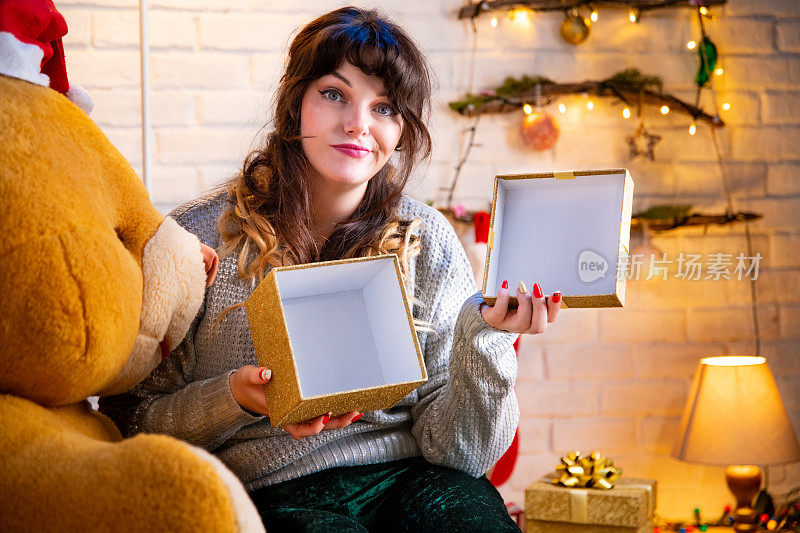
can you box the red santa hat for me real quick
[0,0,93,113]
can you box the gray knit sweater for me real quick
[100,191,519,491]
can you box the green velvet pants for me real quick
[248,456,520,532]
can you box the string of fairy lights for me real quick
[444,1,734,206]
[447,2,736,209]
[448,0,732,183]
[486,4,731,139]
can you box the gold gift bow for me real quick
[553,450,622,490]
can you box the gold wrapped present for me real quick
[481,169,635,309]
[525,477,656,533]
[245,254,426,426]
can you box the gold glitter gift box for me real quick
[482,169,635,308]
[245,254,427,426]
[525,477,657,533]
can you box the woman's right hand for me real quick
[230,365,361,440]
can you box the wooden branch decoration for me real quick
[458,0,727,19]
[437,206,762,232]
[450,80,724,126]
[631,211,762,231]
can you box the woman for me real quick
[101,7,560,531]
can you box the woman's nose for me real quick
[344,105,369,137]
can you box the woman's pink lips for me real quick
[332,144,371,158]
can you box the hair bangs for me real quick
[306,14,423,113]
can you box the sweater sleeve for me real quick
[409,211,519,477]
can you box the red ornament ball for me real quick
[520,111,560,151]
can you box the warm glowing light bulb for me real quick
[510,8,530,26]
[558,103,567,114]
[622,107,631,119]
[490,16,498,27]
[590,10,598,22]
[687,40,696,50]
[629,10,637,23]
[586,100,594,110]
[715,67,723,76]
[699,6,708,15]
[689,123,696,135]
[722,102,731,110]
[523,104,533,115]
[660,105,669,114]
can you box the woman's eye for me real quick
[319,89,343,102]
[374,103,396,116]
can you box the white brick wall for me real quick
[58,0,800,521]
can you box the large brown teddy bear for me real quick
[0,1,264,531]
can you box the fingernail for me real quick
[260,368,271,381]
[322,413,331,424]
[502,280,509,290]
[552,291,562,304]
[533,283,543,299]
[518,281,528,294]
[352,413,363,422]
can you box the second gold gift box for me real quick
[482,168,635,309]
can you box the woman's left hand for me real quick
[480,281,561,334]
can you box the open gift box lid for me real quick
[482,169,635,309]
[245,254,427,426]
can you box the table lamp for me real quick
[672,356,800,532]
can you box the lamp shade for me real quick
[672,356,800,466]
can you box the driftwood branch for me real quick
[458,0,727,19]
[631,211,761,231]
[452,81,724,126]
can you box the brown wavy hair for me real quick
[218,7,433,285]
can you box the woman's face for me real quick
[300,62,403,192]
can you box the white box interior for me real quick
[486,171,628,297]
[276,257,422,398]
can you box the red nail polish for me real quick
[260,368,270,381]
[502,280,509,290]
[322,413,331,424]
[352,413,363,422]
[533,283,543,299]
[552,292,561,304]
